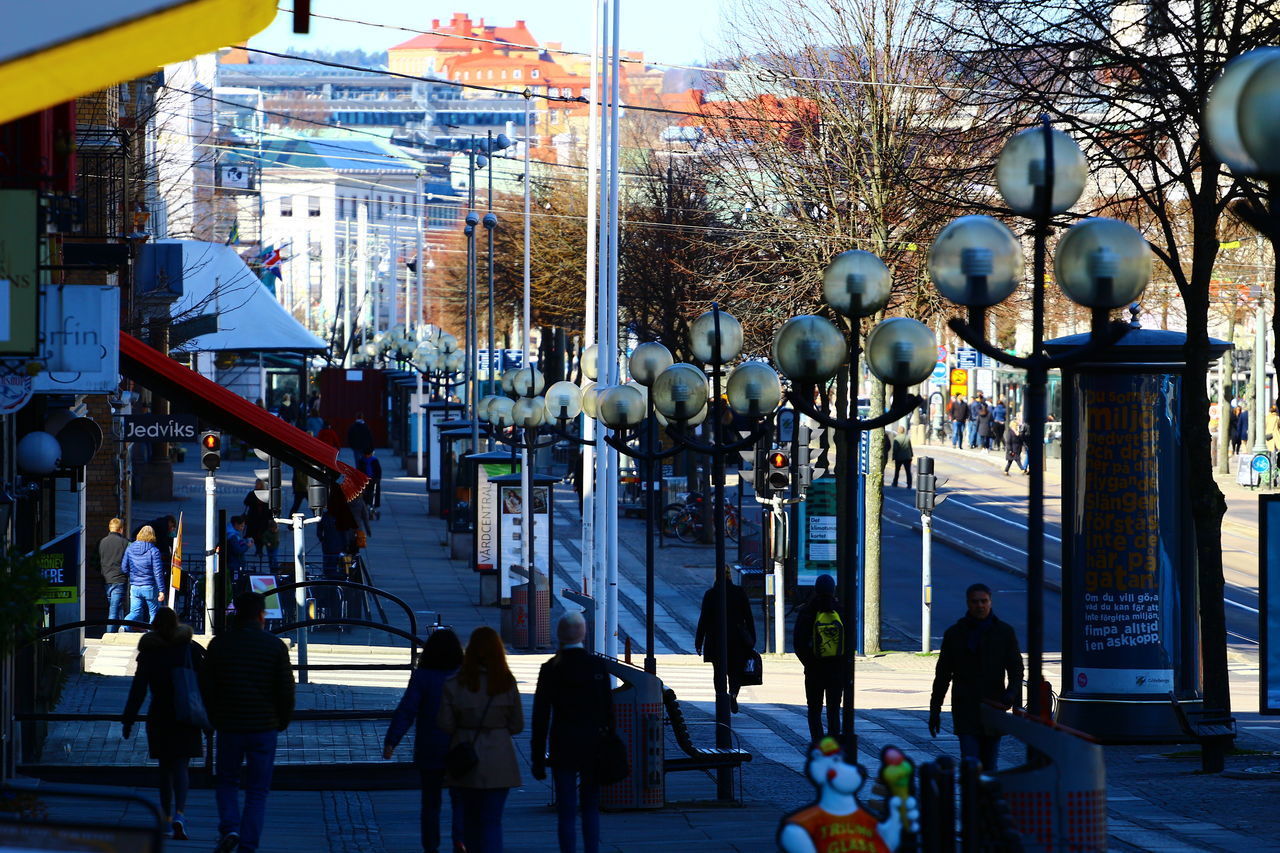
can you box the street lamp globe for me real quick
[684,404,709,427]
[513,396,546,428]
[363,342,378,358]
[996,126,1088,215]
[651,363,710,422]
[476,395,499,423]
[581,344,600,381]
[689,309,743,365]
[500,369,518,395]
[1053,218,1151,309]
[494,133,513,150]
[864,317,938,386]
[726,362,783,417]
[512,367,545,397]
[1207,48,1280,175]
[772,315,847,383]
[629,342,674,386]
[598,384,647,429]
[822,250,892,318]
[1235,54,1280,176]
[444,350,465,372]
[488,396,515,428]
[439,332,458,354]
[928,215,1024,307]
[580,381,600,418]
[543,381,583,421]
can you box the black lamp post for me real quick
[928,119,1150,718]
[772,251,938,750]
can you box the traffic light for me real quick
[253,450,283,516]
[915,456,937,513]
[766,449,791,491]
[200,431,221,471]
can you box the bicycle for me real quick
[666,493,740,543]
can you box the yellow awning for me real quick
[0,0,277,126]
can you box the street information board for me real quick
[1262,494,1280,714]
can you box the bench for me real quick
[662,688,753,776]
[1169,692,1236,773]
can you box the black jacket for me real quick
[123,626,206,759]
[531,648,613,773]
[930,613,1023,736]
[347,419,375,454]
[201,622,295,733]
[793,594,842,669]
[97,532,128,584]
[695,581,756,665]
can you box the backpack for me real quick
[813,610,844,659]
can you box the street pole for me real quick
[204,469,216,635]
[521,95,535,650]
[605,0,623,662]
[487,129,497,402]
[773,500,785,655]
[356,201,368,355]
[580,0,602,646]
[416,370,424,478]
[1253,287,1268,453]
[921,511,933,654]
[593,0,614,656]
[414,171,425,334]
[292,512,308,684]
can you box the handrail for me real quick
[23,619,153,647]
[269,578,418,638]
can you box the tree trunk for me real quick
[864,378,887,654]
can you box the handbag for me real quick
[172,645,211,730]
[445,692,495,778]
[740,649,764,686]
[595,729,630,785]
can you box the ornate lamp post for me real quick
[596,342,678,675]
[929,121,1149,718]
[648,306,780,801]
[772,250,937,750]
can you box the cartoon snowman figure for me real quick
[778,738,919,853]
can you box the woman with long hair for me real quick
[437,626,523,853]
[121,607,205,840]
[122,525,166,626]
[385,629,466,853]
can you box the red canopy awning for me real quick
[119,332,368,502]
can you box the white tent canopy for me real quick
[162,240,326,353]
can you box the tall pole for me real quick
[204,470,216,635]
[521,95,535,647]
[921,510,933,654]
[840,354,861,751]
[604,0,623,661]
[414,171,424,335]
[292,513,308,684]
[644,400,657,674]
[710,306,732,801]
[592,0,613,655]
[580,0,602,638]
[487,130,497,403]
[356,201,368,356]
[467,138,480,456]
[1253,286,1267,453]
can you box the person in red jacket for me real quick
[317,421,341,450]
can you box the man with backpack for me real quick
[793,574,845,744]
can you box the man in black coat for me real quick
[346,413,375,467]
[929,583,1023,771]
[695,567,756,713]
[531,612,613,853]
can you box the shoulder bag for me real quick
[740,648,765,686]
[172,644,211,730]
[445,691,495,778]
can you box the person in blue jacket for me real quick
[123,525,167,626]
[384,629,466,853]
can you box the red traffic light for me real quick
[202,433,221,451]
[768,451,789,468]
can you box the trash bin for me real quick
[984,705,1107,851]
[600,657,665,811]
[510,574,550,648]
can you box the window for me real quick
[514,69,522,80]
[280,196,293,217]
[500,70,507,79]
[308,196,321,217]
[531,69,539,78]
[375,195,382,218]
[337,196,345,219]
[549,86,558,97]
[487,69,494,79]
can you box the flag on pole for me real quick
[169,513,183,607]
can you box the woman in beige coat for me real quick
[438,626,523,853]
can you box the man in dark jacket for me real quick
[929,583,1023,771]
[97,518,130,632]
[793,574,845,743]
[890,427,914,487]
[695,567,756,713]
[950,395,969,448]
[202,591,295,853]
[346,413,375,467]
[966,393,987,451]
[531,612,613,853]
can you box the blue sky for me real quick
[252,1,729,66]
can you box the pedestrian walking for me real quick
[259,520,279,571]
[1267,404,1280,454]
[123,525,166,626]
[97,517,130,632]
[1004,421,1029,475]
[121,608,205,840]
[695,566,757,713]
[201,591,295,853]
[792,574,846,744]
[991,398,1007,450]
[225,516,250,580]
[317,421,341,450]
[949,395,968,448]
[531,613,613,853]
[890,427,913,488]
[347,412,375,467]
[967,393,987,450]
[976,397,994,451]
[438,626,524,853]
[928,584,1023,772]
[384,629,466,853]
[358,450,383,518]
[242,483,273,556]
[1230,405,1248,455]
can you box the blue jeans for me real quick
[216,730,278,852]
[958,733,1002,772]
[952,423,964,447]
[105,583,127,632]
[419,767,465,853]
[456,787,508,853]
[553,767,600,853]
[967,421,979,448]
[127,585,158,626]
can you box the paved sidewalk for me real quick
[23,447,1280,851]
